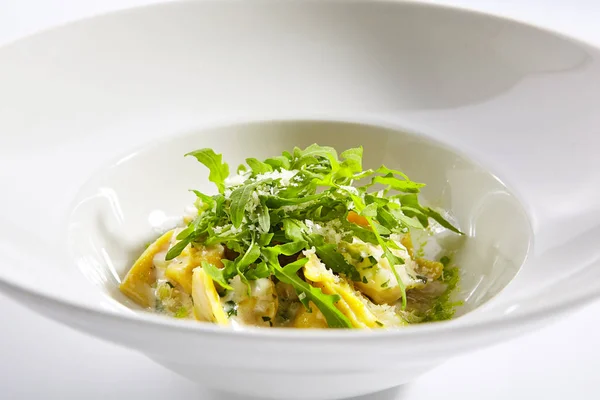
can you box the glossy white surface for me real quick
[1,0,600,400]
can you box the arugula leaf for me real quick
[264,155,291,170]
[257,197,270,233]
[185,149,229,194]
[165,236,192,260]
[333,146,363,182]
[376,206,399,229]
[264,193,323,208]
[201,261,233,290]
[372,175,425,193]
[292,144,339,170]
[387,205,424,229]
[400,194,463,234]
[376,166,412,181]
[258,232,274,247]
[282,219,307,242]
[274,240,308,256]
[341,219,379,245]
[352,169,376,181]
[176,224,196,241]
[371,220,391,235]
[361,203,378,218]
[314,244,360,281]
[190,189,215,212]
[237,263,252,296]
[246,158,273,175]
[245,261,272,280]
[400,206,429,228]
[364,194,389,207]
[221,259,237,281]
[235,241,261,270]
[424,208,463,234]
[340,147,363,173]
[228,183,258,228]
[263,249,352,328]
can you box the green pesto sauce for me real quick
[423,257,462,322]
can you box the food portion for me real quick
[120,144,463,328]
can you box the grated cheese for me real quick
[305,219,348,244]
[255,169,299,186]
[224,173,250,188]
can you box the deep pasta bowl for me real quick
[1,1,600,399]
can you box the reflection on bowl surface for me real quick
[67,120,532,322]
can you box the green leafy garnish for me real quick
[165,236,193,261]
[166,144,462,327]
[185,149,229,194]
[201,261,233,290]
[265,251,352,329]
[229,181,264,228]
[314,244,360,281]
[424,259,462,322]
[246,158,273,174]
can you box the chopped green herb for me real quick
[154,298,164,313]
[225,301,237,318]
[185,148,229,194]
[174,307,188,318]
[424,265,462,322]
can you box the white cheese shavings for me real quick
[184,205,198,219]
[229,225,243,235]
[281,202,312,213]
[304,219,348,244]
[245,191,261,213]
[338,185,359,195]
[224,173,250,188]
[255,169,299,187]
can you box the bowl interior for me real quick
[67,120,532,317]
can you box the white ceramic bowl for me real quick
[1,1,600,399]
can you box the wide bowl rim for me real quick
[2,263,600,341]
[1,0,600,342]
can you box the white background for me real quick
[1,1,600,399]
